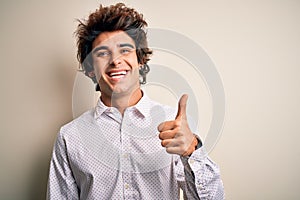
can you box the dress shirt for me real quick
[47,93,224,199]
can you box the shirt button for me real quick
[124,183,130,189]
[189,159,195,165]
[123,153,129,158]
[197,184,204,190]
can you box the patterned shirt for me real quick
[47,93,224,199]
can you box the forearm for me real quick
[180,147,225,200]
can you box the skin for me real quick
[90,30,196,156]
[158,94,196,156]
[91,30,142,114]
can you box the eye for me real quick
[96,51,110,57]
[120,48,133,54]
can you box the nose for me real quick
[110,52,122,67]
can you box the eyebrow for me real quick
[92,43,135,54]
[92,46,109,54]
[118,43,135,49]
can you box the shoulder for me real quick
[59,109,95,138]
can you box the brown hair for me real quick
[75,3,152,85]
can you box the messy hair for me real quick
[75,3,152,87]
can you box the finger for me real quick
[161,138,179,148]
[159,129,178,140]
[165,146,183,155]
[175,94,188,119]
[157,121,176,132]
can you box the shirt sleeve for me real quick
[176,147,225,200]
[46,131,79,200]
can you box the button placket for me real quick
[121,111,134,199]
[120,111,132,169]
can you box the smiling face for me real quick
[91,30,142,101]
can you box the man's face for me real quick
[92,30,141,98]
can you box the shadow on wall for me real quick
[28,151,50,200]
[26,61,76,200]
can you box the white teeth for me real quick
[111,75,124,79]
[110,71,127,77]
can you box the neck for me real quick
[101,88,143,115]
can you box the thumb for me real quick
[175,94,188,119]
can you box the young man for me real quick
[47,3,224,199]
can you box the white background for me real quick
[0,0,299,199]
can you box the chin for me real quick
[112,85,140,96]
[108,85,129,94]
[111,88,126,95]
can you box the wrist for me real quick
[181,135,199,157]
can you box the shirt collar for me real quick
[132,91,151,118]
[94,97,110,118]
[94,90,152,119]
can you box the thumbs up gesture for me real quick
[158,94,198,156]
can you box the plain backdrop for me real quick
[0,0,299,199]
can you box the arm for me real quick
[158,95,224,199]
[179,145,224,200]
[46,131,79,200]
